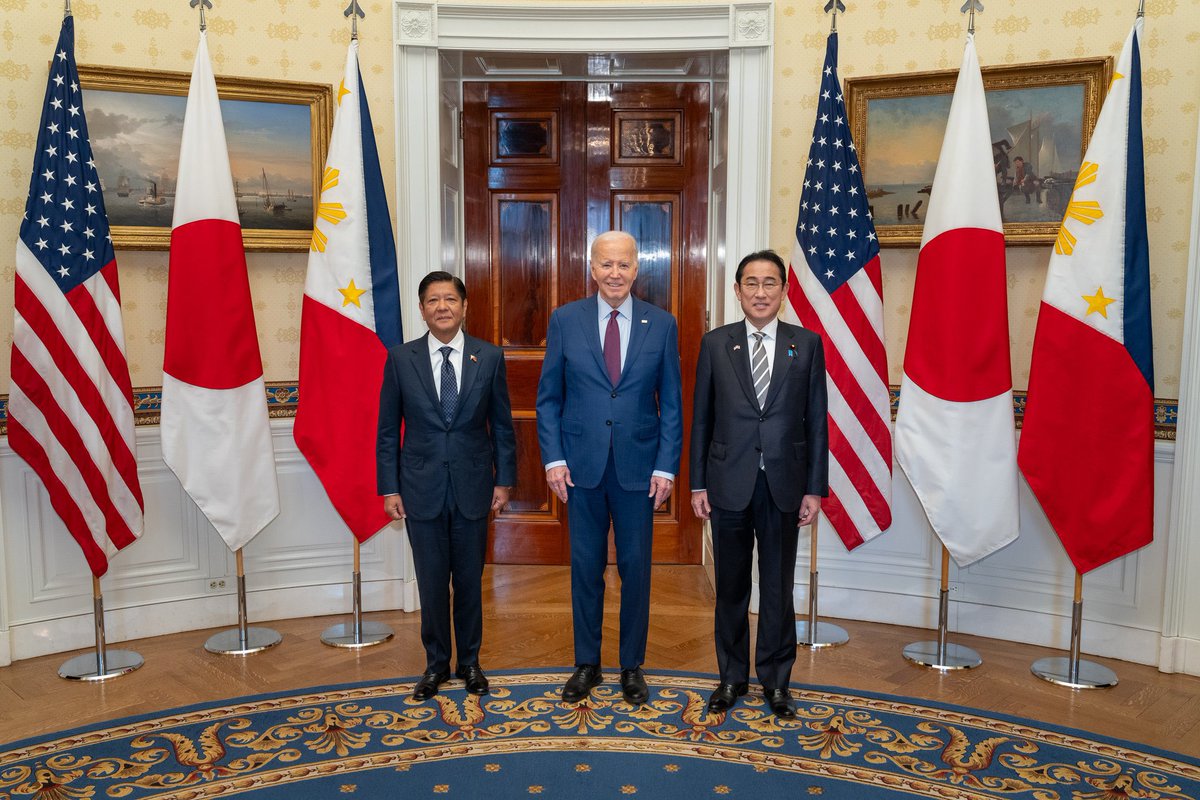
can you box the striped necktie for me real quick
[751,332,770,411]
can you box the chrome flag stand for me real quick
[205,549,283,655]
[796,517,849,648]
[1031,571,1118,688]
[59,577,144,680]
[322,538,394,648]
[902,546,982,670]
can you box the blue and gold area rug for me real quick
[4,670,1198,799]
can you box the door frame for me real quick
[391,0,774,340]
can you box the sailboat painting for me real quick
[844,57,1112,245]
[76,64,332,252]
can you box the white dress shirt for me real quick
[745,317,779,374]
[428,329,465,400]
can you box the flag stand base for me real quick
[59,585,144,680]
[795,520,850,648]
[205,556,283,655]
[322,566,393,649]
[1030,574,1117,689]
[903,548,982,670]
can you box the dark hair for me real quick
[418,271,468,302]
[735,250,787,284]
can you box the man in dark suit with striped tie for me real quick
[377,271,516,701]
[689,250,829,719]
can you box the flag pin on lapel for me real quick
[640,319,648,324]
[470,354,478,362]
[733,345,742,351]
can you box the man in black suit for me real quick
[377,271,516,701]
[689,250,829,720]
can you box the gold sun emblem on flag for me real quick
[1054,161,1104,256]
[310,166,348,253]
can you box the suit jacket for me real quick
[536,294,683,491]
[689,320,829,513]
[376,332,517,521]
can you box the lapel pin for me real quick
[787,344,797,358]
[640,319,648,324]
[733,344,742,351]
[469,354,478,362]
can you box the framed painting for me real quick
[77,65,333,252]
[844,57,1113,246]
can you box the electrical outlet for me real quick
[208,579,227,591]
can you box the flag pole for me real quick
[318,0,394,651]
[1137,0,1145,17]
[960,0,983,35]
[796,516,849,647]
[322,537,395,648]
[902,545,982,669]
[64,0,71,18]
[204,548,283,655]
[822,0,845,33]
[58,576,144,680]
[1031,570,1118,688]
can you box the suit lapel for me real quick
[410,334,440,414]
[452,336,483,424]
[725,325,759,410]
[761,323,797,413]
[620,297,651,385]
[581,295,611,381]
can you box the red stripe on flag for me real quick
[788,275,892,464]
[10,346,137,550]
[1018,303,1154,573]
[821,487,864,550]
[828,414,892,532]
[905,227,1010,401]
[6,417,111,576]
[16,275,142,509]
[78,263,135,406]
[165,218,264,389]
[294,295,393,542]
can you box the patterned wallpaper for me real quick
[771,0,1200,394]
[0,0,396,387]
[0,0,1196,398]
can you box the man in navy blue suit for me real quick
[377,271,516,701]
[536,230,683,706]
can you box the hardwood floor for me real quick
[2,565,1197,756]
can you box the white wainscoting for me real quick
[1,421,1192,674]
[780,438,1177,669]
[0,419,416,666]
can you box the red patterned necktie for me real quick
[604,308,621,386]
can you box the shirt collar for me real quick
[428,328,465,356]
[599,293,634,322]
[745,317,779,341]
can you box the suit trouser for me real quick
[567,449,654,670]
[405,480,488,674]
[710,469,800,690]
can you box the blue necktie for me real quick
[439,345,458,424]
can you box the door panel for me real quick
[464,80,707,565]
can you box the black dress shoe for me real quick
[456,664,489,696]
[412,670,450,701]
[620,667,649,705]
[707,681,749,713]
[561,664,602,703]
[764,688,797,720]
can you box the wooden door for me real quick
[463,81,709,565]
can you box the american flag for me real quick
[7,16,143,577]
[785,31,892,549]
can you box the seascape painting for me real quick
[864,84,1084,228]
[844,57,1111,245]
[84,90,315,231]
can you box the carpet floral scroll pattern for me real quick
[2,672,1197,799]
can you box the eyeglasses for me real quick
[740,279,782,292]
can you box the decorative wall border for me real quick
[0,386,1179,438]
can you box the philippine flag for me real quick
[161,31,280,552]
[294,40,402,542]
[1019,20,1153,574]
[893,34,1019,566]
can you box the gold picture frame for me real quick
[844,57,1113,247]
[77,64,333,253]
